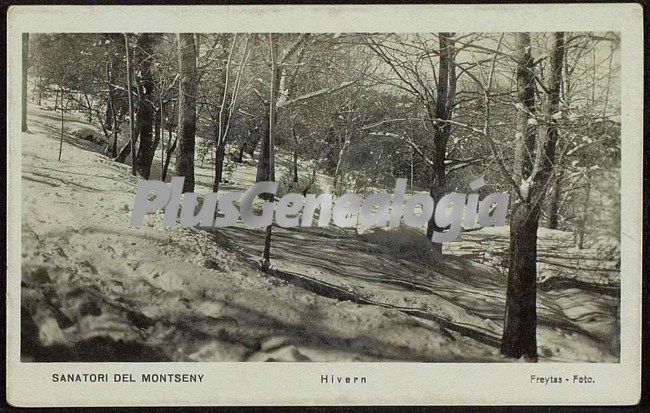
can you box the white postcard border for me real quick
[6,4,643,406]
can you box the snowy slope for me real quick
[19,103,619,362]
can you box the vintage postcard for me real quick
[5,4,643,407]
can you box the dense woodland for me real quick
[22,32,621,361]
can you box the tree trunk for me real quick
[161,111,176,183]
[153,108,161,157]
[255,102,274,184]
[247,133,260,159]
[501,32,539,360]
[539,33,565,186]
[213,139,227,192]
[175,33,198,193]
[134,34,157,179]
[213,90,232,192]
[425,32,455,254]
[104,87,113,132]
[261,34,278,272]
[115,139,132,163]
[22,33,29,132]
[37,80,43,106]
[410,146,414,195]
[293,151,299,183]
[512,37,537,182]
[58,88,64,161]
[105,50,119,157]
[501,32,564,361]
[578,177,591,249]
[123,33,136,175]
[213,35,237,191]
[332,135,348,196]
[236,139,246,163]
[292,128,299,183]
[162,136,178,183]
[115,113,140,163]
[501,203,539,360]
[547,170,562,229]
[159,97,165,179]
[425,142,446,255]
[111,122,118,158]
[110,106,119,158]
[83,92,94,123]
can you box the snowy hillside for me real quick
[20,103,620,362]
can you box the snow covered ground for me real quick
[19,103,620,362]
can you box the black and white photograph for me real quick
[5,4,642,407]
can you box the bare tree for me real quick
[57,86,66,161]
[134,33,158,179]
[365,33,459,252]
[501,32,565,360]
[261,33,279,271]
[123,33,136,175]
[426,33,456,247]
[105,41,119,157]
[212,34,251,193]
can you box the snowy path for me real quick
[19,104,619,362]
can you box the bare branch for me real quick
[276,80,357,109]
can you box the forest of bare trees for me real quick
[21,31,621,363]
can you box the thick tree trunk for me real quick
[22,33,29,132]
[134,34,157,179]
[501,203,539,360]
[502,32,539,360]
[175,33,198,193]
